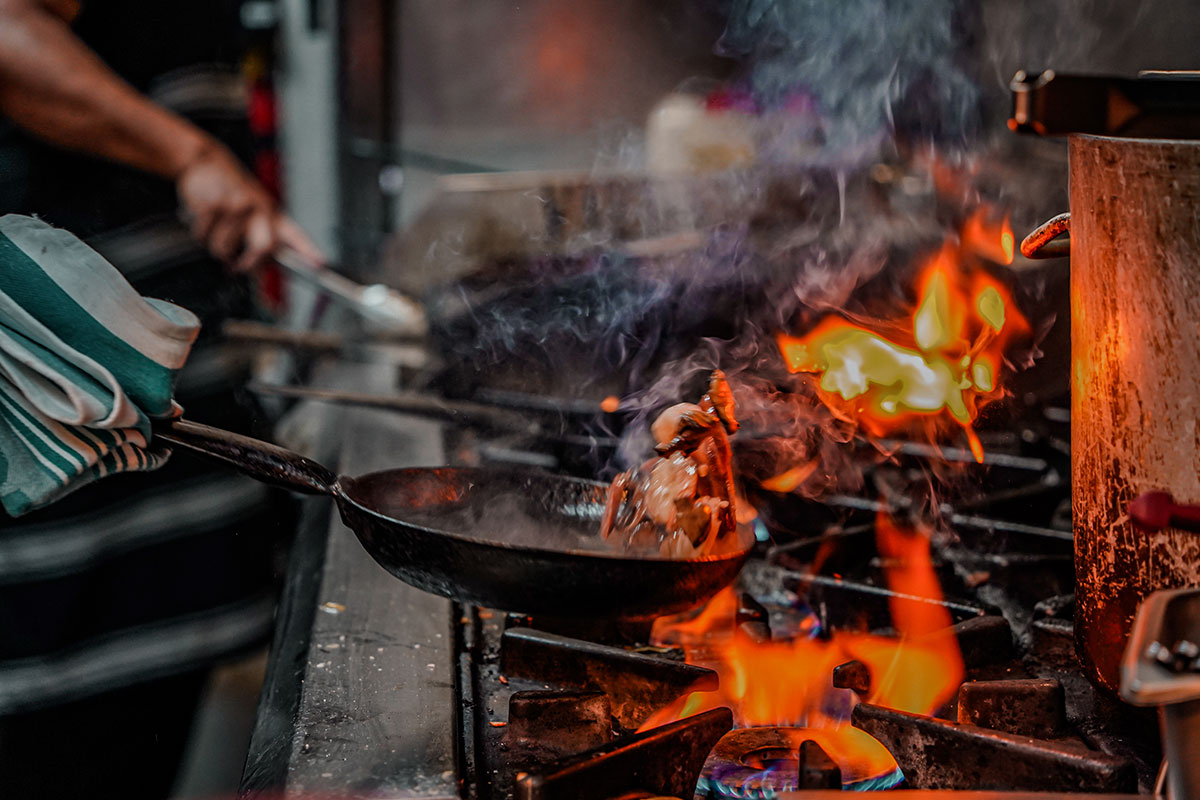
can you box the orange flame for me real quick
[642,513,963,787]
[759,458,820,493]
[845,513,963,713]
[962,209,1015,266]
[775,217,1027,464]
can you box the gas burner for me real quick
[697,727,900,797]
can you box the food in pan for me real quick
[600,370,740,557]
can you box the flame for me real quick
[760,458,820,493]
[775,221,1028,463]
[845,513,963,713]
[962,209,1015,265]
[642,513,963,788]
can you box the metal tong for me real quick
[274,248,426,337]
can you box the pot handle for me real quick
[1130,491,1200,533]
[1020,212,1071,259]
[153,418,337,496]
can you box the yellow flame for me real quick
[971,359,994,393]
[782,326,973,424]
[976,286,1005,331]
[776,230,1028,464]
[914,270,953,351]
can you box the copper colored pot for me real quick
[1028,134,1200,691]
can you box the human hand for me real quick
[176,143,323,273]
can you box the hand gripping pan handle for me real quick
[153,418,337,496]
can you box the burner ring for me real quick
[699,726,904,798]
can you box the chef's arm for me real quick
[0,0,322,271]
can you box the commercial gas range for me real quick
[229,68,1200,800]
[236,361,1157,800]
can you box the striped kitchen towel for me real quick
[0,215,200,516]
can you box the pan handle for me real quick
[153,418,338,496]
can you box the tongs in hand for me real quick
[274,247,426,337]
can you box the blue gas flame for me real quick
[698,759,905,798]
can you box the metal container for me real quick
[1064,134,1200,691]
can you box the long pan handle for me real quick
[154,418,338,496]
[246,382,537,433]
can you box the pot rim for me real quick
[1069,132,1200,147]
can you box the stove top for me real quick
[442,395,1157,798]
[240,365,1156,799]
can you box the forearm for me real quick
[0,0,216,179]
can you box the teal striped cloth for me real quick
[0,215,200,516]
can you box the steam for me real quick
[414,0,1200,512]
[718,0,982,150]
[614,332,866,502]
[976,1,1200,97]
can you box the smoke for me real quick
[611,325,872,507]
[718,0,982,151]
[428,160,941,399]
[712,0,1200,167]
[418,0,1200,508]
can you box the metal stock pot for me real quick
[1025,133,1200,692]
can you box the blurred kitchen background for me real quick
[280,0,1200,270]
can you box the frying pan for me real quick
[154,419,751,618]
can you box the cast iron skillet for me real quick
[155,419,751,618]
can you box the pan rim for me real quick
[335,465,754,564]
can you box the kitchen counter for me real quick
[240,362,459,799]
